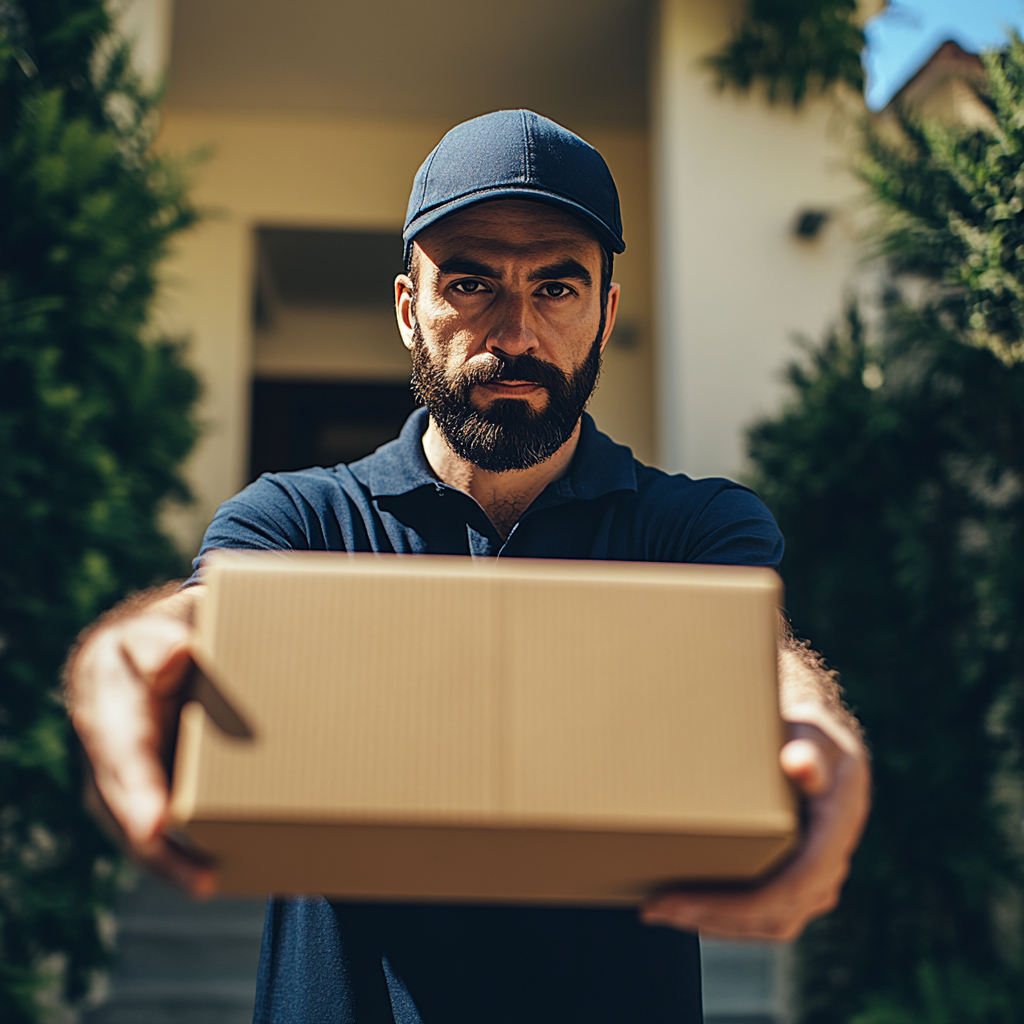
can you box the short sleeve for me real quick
[184,474,319,585]
[685,487,784,569]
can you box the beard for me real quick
[410,319,604,473]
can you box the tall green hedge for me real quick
[0,1,199,1019]
[750,38,1024,1024]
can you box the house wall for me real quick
[653,0,865,480]
[154,110,653,554]
[152,0,869,547]
[915,77,994,129]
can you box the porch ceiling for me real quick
[167,0,652,129]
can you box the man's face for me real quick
[395,200,619,472]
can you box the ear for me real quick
[598,283,621,355]
[395,273,416,352]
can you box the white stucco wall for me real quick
[113,0,173,87]
[653,0,865,480]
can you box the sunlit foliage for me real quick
[863,38,1024,365]
[707,0,866,106]
[0,1,199,1018]
[750,34,1024,1024]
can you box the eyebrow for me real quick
[434,255,593,287]
[527,259,592,287]
[436,257,501,278]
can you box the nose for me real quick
[486,293,538,360]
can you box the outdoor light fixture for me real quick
[794,208,831,239]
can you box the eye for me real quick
[451,279,490,295]
[539,282,575,299]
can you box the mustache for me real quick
[460,351,570,391]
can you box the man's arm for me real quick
[642,621,870,940]
[65,584,216,897]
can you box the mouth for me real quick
[477,381,545,397]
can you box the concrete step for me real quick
[87,879,791,1023]
[701,938,792,1024]
[84,876,265,1024]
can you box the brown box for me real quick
[169,551,797,904]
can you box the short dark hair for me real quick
[598,247,613,306]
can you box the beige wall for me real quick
[155,0,869,554]
[915,77,995,130]
[653,0,865,480]
[155,110,653,554]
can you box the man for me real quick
[69,111,869,1023]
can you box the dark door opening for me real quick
[248,225,414,481]
[249,379,418,481]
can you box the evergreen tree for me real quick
[707,0,866,106]
[749,37,1024,1024]
[0,1,199,1018]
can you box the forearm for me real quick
[777,617,864,748]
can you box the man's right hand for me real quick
[68,587,217,897]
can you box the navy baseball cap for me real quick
[403,110,625,263]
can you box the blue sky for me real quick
[865,0,1024,109]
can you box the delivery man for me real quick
[68,111,869,1023]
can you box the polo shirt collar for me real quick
[361,407,637,501]
[562,410,637,500]
[360,407,438,496]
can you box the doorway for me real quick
[250,378,415,478]
[248,226,416,481]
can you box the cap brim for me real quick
[403,185,625,260]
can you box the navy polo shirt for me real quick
[192,408,784,1024]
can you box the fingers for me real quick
[642,883,830,942]
[641,814,850,940]
[642,856,846,940]
[84,776,218,899]
[84,636,176,846]
[69,590,216,898]
[780,736,831,796]
[119,618,194,696]
[136,834,219,899]
[72,615,198,864]
[642,721,870,941]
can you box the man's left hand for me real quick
[641,698,870,941]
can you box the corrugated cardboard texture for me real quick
[170,552,797,903]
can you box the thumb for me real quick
[780,737,831,797]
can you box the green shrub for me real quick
[0,1,199,1018]
[749,35,1024,1024]
[707,0,866,106]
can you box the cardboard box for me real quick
[169,551,797,903]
